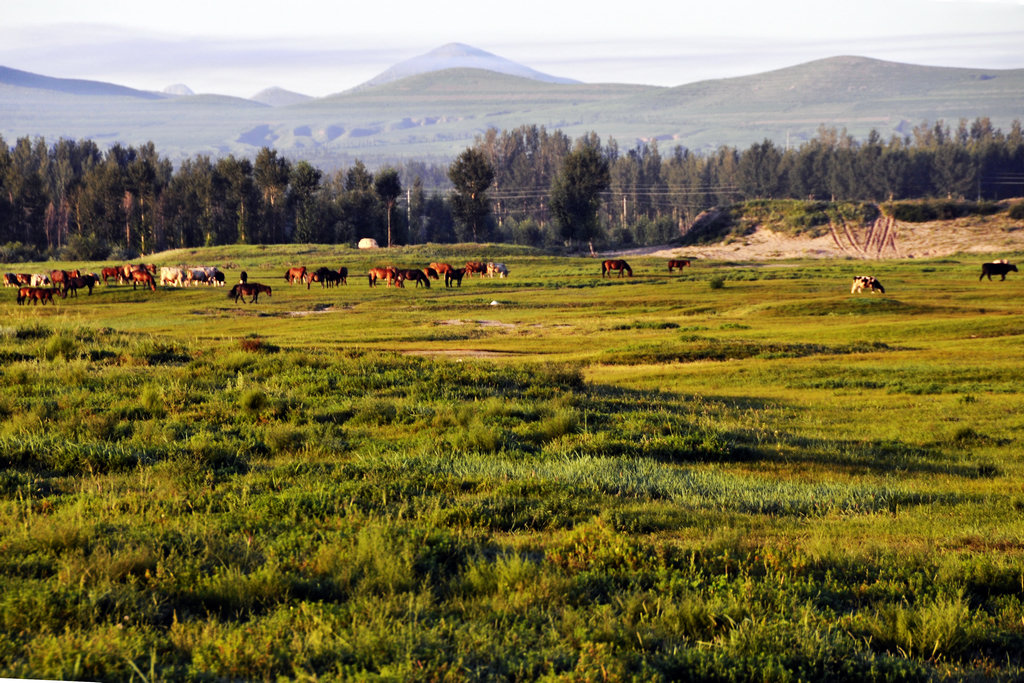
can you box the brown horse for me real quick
[2,273,17,287]
[368,267,403,288]
[229,282,272,303]
[602,259,633,277]
[67,274,98,297]
[667,259,690,272]
[284,266,307,284]
[100,266,122,284]
[50,269,70,291]
[130,268,157,291]
[445,268,466,288]
[464,261,488,277]
[398,269,431,288]
[17,287,61,305]
[423,267,439,280]
[430,262,453,277]
[307,266,343,289]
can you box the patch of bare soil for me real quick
[607,215,1024,261]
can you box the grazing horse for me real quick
[851,275,885,294]
[2,273,17,287]
[445,268,466,288]
[368,267,403,288]
[101,266,122,284]
[130,268,157,291]
[306,266,338,289]
[229,282,272,303]
[602,259,633,278]
[464,261,488,277]
[398,269,431,288]
[17,287,60,305]
[667,259,690,272]
[284,266,307,284]
[50,269,70,292]
[430,262,453,277]
[337,267,348,285]
[65,274,97,297]
[423,267,439,280]
[980,261,1017,281]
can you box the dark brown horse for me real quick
[667,259,690,272]
[602,259,632,277]
[229,282,272,303]
[67,274,98,296]
[445,268,465,288]
[398,269,431,288]
[17,287,61,305]
[307,266,343,289]
[423,267,439,280]
[284,266,307,284]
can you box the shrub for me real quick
[709,275,726,290]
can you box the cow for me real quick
[979,261,1017,281]
[851,275,885,294]
[486,262,509,278]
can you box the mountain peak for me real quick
[353,43,578,91]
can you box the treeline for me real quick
[1,117,1023,261]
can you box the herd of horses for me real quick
[282,260,510,292]
[4,257,1019,306]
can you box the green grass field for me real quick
[2,245,1023,681]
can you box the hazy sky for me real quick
[3,0,1023,97]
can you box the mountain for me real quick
[0,65,164,99]
[163,84,194,96]
[1,53,1021,168]
[352,42,579,91]
[250,86,314,107]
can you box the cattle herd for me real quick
[2,257,1018,306]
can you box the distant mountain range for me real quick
[1,43,1022,168]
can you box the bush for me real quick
[709,275,726,290]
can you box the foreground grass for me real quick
[1,245,1023,680]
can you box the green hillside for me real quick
[2,57,1022,166]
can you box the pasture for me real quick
[1,244,1023,681]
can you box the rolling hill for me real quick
[1,52,1022,169]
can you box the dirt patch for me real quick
[607,216,1024,261]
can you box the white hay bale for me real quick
[357,238,379,249]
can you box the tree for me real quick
[254,148,291,243]
[448,147,495,242]
[289,161,323,243]
[374,167,402,247]
[549,140,610,251]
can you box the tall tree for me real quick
[448,147,495,242]
[254,147,291,243]
[289,161,323,244]
[374,167,402,247]
[549,140,610,252]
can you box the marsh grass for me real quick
[1,246,1023,679]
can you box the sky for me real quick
[2,0,1023,98]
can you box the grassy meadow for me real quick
[1,244,1023,681]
